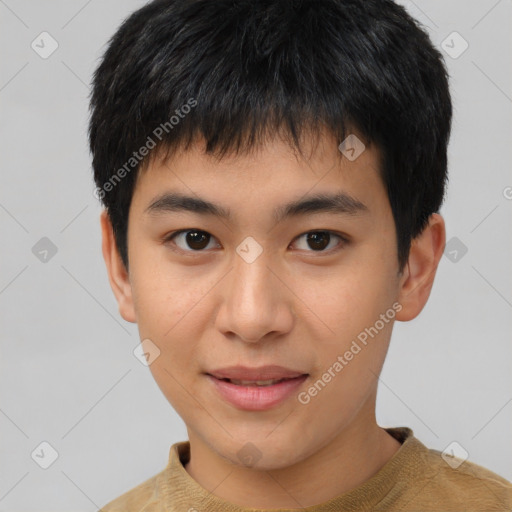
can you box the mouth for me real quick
[205,364,308,381]
[205,371,309,411]
[211,376,304,386]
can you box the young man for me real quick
[89,0,512,510]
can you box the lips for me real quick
[206,372,309,411]
[205,365,309,410]
[222,378,292,387]
[206,365,307,382]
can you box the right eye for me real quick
[164,229,221,252]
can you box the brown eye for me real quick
[306,231,331,251]
[168,230,218,251]
[292,231,346,253]
[185,230,210,250]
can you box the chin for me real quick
[212,432,311,471]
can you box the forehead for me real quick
[130,132,387,222]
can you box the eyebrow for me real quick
[145,191,368,223]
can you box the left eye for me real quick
[291,231,346,252]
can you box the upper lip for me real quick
[206,365,308,381]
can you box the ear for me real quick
[100,210,137,323]
[395,213,446,322]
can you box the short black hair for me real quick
[89,0,452,272]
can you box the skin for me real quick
[101,130,445,509]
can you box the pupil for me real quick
[184,231,331,251]
[187,230,209,250]
[307,231,329,251]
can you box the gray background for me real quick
[0,1,511,510]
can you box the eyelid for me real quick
[163,229,221,253]
[290,230,348,253]
[163,229,348,254]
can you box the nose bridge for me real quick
[217,245,293,342]
[231,248,276,314]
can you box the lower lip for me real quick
[207,374,308,411]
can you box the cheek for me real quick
[293,260,396,340]
[128,257,210,368]
[130,243,198,328]
[132,266,215,415]
[293,254,398,392]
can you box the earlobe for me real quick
[396,213,446,322]
[100,210,137,323]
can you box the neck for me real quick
[184,400,402,509]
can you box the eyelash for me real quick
[163,229,349,255]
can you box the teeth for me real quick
[229,378,285,386]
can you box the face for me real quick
[102,132,440,470]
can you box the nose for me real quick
[215,251,295,343]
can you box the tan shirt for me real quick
[99,427,512,511]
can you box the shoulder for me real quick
[98,469,167,512]
[97,440,190,512]
[382,428,512,511]
[411,443,512,510]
